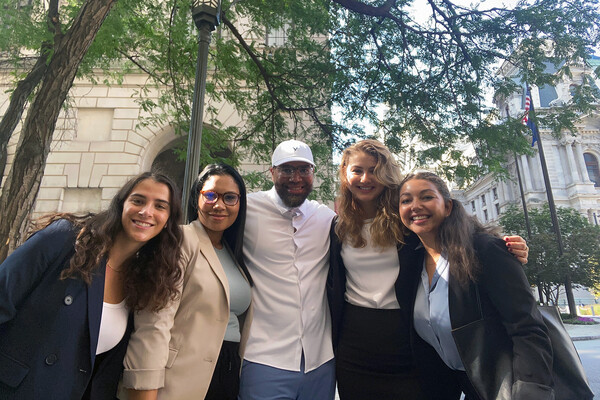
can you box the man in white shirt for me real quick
[239,140,337,400]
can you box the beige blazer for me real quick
[121,220,252,399]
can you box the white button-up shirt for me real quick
[243,188,336,372]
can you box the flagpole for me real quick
[525,86,576,316]
[507,105,542,301]
[513,156,533,238]
[507,106,533,239]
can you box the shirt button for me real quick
[64,295,73,305]
[45,354,58,365]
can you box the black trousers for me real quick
[413,334,481,400]
[205,340,241,400]
[335,303,425,400]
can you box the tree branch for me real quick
[0,47,50,187]
[222,15,326,114]
[331,0,397,17]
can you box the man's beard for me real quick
[274,181,312,207]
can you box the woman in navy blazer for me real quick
[0,172,183,400]
[398,171,553,400]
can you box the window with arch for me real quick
[584,153,599,187]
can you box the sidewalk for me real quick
[565,320,600,341]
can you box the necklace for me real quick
[106,261,123,273]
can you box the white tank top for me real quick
[96,299,128,355]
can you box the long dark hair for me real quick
[336,139,404,248]
[399,171,498,285]
[37,172,184,311]
[187,163,252,285]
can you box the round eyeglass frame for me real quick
[200,190,240,206]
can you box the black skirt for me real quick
[335,303,425,400]
[205,340,241,400]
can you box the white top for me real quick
[215,246,251,343]
[243,188,336,372]
[96,299,128,355]
[341,220,400,309]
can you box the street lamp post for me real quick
[181,0,221,223]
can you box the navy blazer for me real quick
[405,232,554,400]
[0,220,132,400]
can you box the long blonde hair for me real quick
[335,139,404,248]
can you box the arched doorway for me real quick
[151,135,187,191]
[149,129,233,193]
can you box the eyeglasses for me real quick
[200,191,241,206]
[275,165,314,177]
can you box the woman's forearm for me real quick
[126,389,158,400]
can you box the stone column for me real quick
[564,140,580,183]
[520,155,533,191]
[552,144,566,188]
[574,140,589,183]
[530,153,542,190]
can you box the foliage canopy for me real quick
[0,0,599,256]
[25,0,600,185]
[2,0,600,184]
[500,204,600,304]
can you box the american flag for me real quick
[522,87,531,125]
[522,87,538,147]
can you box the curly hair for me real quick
[335,139,404,248]
[399,171,498,286]
[187,163,252,285]
[35,172,183,311]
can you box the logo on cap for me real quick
[271,140,315,167]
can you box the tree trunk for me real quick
[544,283,559,306]
[0,50,49,188]
[564,273,578,318]
[0,0,117,262]
[537,282,545,305]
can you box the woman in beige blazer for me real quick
[122,164,253,400]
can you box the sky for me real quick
[409,0,520,23]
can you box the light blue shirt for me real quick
[215,246,251,343]
[413,252,465,371]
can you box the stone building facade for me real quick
[0,23,322,219]
[1,71,217,217]
[456,57,600,226]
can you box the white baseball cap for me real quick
[271,139,315,167]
